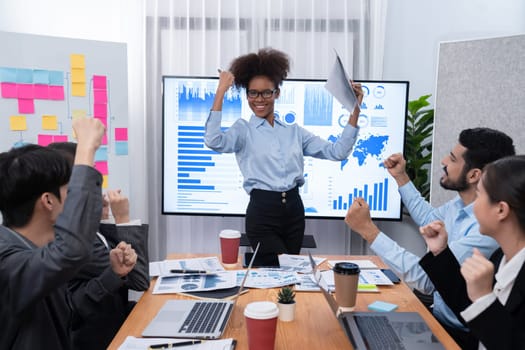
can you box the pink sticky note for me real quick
[114,128,128,141]
[95,161,108,175]
[53,135,68,142]
[49,85,65,100]
[38,134,53,146]
[93,103,108,118]
[1,82,18,98]
[34,84,50,99]
[93,89,107,104]
[94,116,108,128]
[18,99,35,114]
[17,84,34,99]
[101,133,108,145]
[93,75,107,90]
[93,103,107,118]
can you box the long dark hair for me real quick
[482,155,525,232]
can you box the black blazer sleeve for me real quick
[419,246,473,327]
[99,223,150,291]
[420,247,525,350]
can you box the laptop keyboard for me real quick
[355,315,405,350]
[179,301,226,334]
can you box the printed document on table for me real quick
[153,271,237,294]
[324,50,357,112]
[118,336,236,350]
[318,269,393,286]
[279,254,326,273]
[235,269,300,288]
[327,259,379,269]
[149,257,225,277]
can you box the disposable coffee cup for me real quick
[244,301,279,350]
[219,229,241,266]
[333,262,360,308]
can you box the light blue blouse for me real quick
[204,110,358,194]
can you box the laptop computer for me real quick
[308,252,444,350]
[142,243,260,339]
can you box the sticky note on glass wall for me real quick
[10,115,27,131]
[70,54,85,69]
[114,128,128,141]
[71,68,86,83]
[72,109,87,119]
[42,115,58,130]
[71,82,85,97]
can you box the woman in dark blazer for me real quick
[418,155,525,350]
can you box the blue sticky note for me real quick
[17,68,33,83]
[95,146,108,161]
[33,69,50,84]
[49,70,64,85]
[115,141,128,156]
[368,301,398,312]
[0,67,17,82]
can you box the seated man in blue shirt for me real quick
[344,127,515,349]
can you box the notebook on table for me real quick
[308,252,444,350]
[142,243,260,339]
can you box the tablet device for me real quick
[243,252,280,268]
[381,269,401,283]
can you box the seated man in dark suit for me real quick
[49,142,149,350]
[0,118,109,349]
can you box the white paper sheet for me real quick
[149,257,225,277]
[118,336,236,350]
[152,271,237,294]
[324,50,357,112]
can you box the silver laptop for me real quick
[142,243,260,339]
[308,252,444,350]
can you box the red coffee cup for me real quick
[219,229,241,265]
[244,301,279,350]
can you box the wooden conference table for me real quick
[108,254,460,350]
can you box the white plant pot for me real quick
[277,302,296,322]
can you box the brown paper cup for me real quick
[333,262,360,308]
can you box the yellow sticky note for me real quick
[72,109,87,119]
[102,175,108,189]
[70,54,85,68]
[10,115,27,131]
[71,68,85,84]
[71,82,86,96]
[42,115,58,130]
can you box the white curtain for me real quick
[145,0,388,260]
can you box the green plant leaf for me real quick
[404,94,434,201]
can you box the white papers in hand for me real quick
[324,51,357,112]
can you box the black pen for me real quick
[170,269,208,274]
[149,340,202,349]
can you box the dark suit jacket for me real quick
[420,247,525,350]
[68,223,149,350]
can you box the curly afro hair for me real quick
[229,48,290,89]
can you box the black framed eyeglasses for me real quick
[246,89,277,99]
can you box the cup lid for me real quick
[333,262,360,275]
[219,229,241,239]
[244,301,279,319]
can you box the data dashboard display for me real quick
[162,77,409,219]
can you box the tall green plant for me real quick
[405,94,434,201]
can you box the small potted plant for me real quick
[276,286,296,322]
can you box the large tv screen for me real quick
[162,76,409,220]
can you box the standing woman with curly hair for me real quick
[205,48,363,255]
